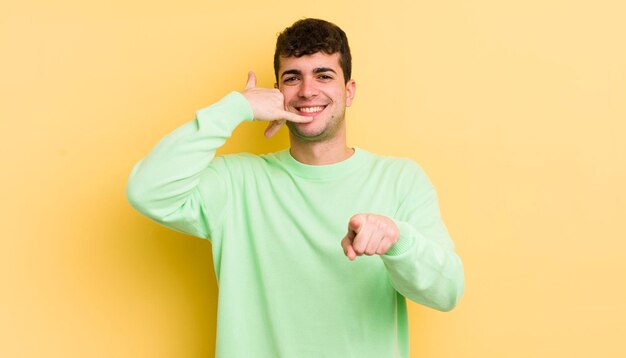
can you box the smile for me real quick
[297,105,326,114]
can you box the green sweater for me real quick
[126,92,464,358]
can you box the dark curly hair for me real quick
[274,18,352,84]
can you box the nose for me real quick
[298,77,318,98]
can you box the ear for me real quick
[345,79,356,107]
[274,83,278,89]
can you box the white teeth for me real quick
[299,106,324,113]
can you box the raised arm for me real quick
[126,72,311,238]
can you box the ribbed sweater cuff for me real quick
[196,91,254,127]
[384,220,418,256]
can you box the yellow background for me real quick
[2,0,625,357]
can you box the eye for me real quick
[318,74,333,80]
[283,76,300,84]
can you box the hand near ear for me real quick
[241,71,310,138]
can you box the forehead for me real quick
[278,52,342,75]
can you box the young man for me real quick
[127,18,464,358]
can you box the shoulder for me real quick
[359,149,434,193]
[212,151,283,173]
[362,149,428,177]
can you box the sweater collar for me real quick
[276,147,368,180]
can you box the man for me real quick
[127,18,464,358]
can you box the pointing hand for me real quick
[341,214,400,261]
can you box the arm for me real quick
[126,91,254,238]
[126,72,311,238]
[340,165,465,312]
[381,186,465,312]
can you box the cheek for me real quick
[281,89,297,104]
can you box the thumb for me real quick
[244,71,256,90]
[348,215,363,234]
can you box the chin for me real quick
[288,125,328,142]
[294,130,327,141]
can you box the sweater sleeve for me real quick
[126,91,254,239]
[380,163,465,312]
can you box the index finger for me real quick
[264,120,284,138]
[341,235,357,261]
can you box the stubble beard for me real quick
[287,110,346,143]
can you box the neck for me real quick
[289,132,354,165]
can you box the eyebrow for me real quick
[313,67,337,74]
[280,67,337,78]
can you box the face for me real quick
[276,52,356,142]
